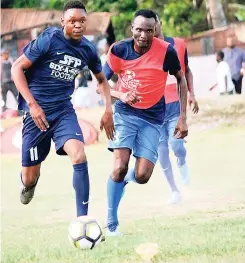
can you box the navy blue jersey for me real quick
[164,36,188,66]
[19,27,102,113]
[103,38,180,124]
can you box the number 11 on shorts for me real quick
[30,147,38,161]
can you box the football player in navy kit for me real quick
[11,1,114,217]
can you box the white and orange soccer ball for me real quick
[68,216,104,250]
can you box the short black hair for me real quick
[134,9,157,21]
[63,1,86,12]
[217,50,224,60]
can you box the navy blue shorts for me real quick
[22,108,84,167]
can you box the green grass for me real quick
[2,216,245,263]
[1,98,245,263]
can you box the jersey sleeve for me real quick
[23,30,51,63]
[103,62,114,80]
[87,46,102,74]
[163,45,181,75]
[106,45,121,74]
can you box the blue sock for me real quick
[158,143,179,192]
[162,166,179,192]
[124,168,137,183]
[73,162,89,217]
[107,176,124,231]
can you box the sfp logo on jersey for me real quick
[49,54,81,82]
[59,55,82,68]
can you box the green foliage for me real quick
[46,0,66,9]
[108,0,208,39]
[12,0,41,8]
[160,0,208,37]
[235,9,245,21]
[85,0,136,40]
[10,0,244,39]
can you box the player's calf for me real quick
[111,163,128,182]
[170,140,189,184]
[64,140,90,217]
[20,165,41,205]
[73,162,90,216]
[107,158,129,234]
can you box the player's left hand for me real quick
[188,95,199,114]
[173,117,188,139]
[100,111,115,140]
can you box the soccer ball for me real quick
[68,216,103,250]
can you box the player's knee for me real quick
[71,150,87,164]
[159,139,168,150]
[158,143,170,169]
[171,140,186,158]
[158,142,169,155]
[135,171,151,184]
[112,163,128,182]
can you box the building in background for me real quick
[1,8,116,60]
[186,21,245,56]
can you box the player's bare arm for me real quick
[185,65,199,114]
[173,70,188,139]
[94,71,115,140]
[101,62,140,105]
[11,54,49,131]
[110,89,141,105]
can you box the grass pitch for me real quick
[1,97,245,263]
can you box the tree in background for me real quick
[5,0,245,39]
[160,0,208,37]
[85,0,137,41]
[226,2,245,22]
[205,0,227,28]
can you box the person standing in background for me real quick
[209,51,235,95]
[1,48,18,111]
[223,36,245,94]
[99,40,110,66]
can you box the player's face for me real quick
[61,8,87,41]
[132,16,156,49]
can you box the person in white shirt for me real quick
[210,50,234,95]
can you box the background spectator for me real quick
[1,48,18,111]
[223,36,245,94]
[209,50,234,95]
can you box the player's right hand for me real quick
[173,117,188,139]
[29,102,49,131]
[119,90,141,105]
[100,111,115,140]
